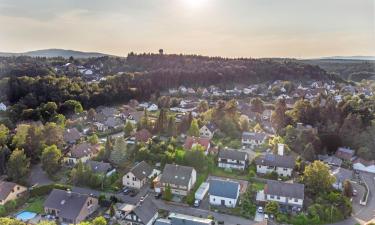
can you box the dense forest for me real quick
[302,59,375,81]
[3,54,339,119]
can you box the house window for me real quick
[294,199,298,202]
[127,175,129,178]
[270,195,274,199]
[277,196,280,200]
[17,186,20,190]
[283,168,288,171]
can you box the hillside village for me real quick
[0,66,374,225]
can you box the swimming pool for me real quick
[16,211,37,221]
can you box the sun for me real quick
[182,0,209,8]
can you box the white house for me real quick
[199,123,217,139]
[242,132,268,148]
[147,104,158,112]
[255,144,295,177]
[261,180,305,209]
[64,143,100,165]
[116,196,158,225]
[158,164,196,196]
[123,161,159,189]
[218,149,248,170]
[0,103,6,111]
[353,158,375,174]
[209,179,240,208]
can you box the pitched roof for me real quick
[335,147,355,161]
[70,143,100,158]
[203,123,217,133]
[209,179,240,199]
[0,182,20,200]
[265,180,304,199]
[218,149,248,161]
[160,164,194,187]
[44,189,94,221]
[133,196,158,224]
[184,136,210,150]
[255,220,279,225]
[64,128,82,143]
[353,157,375,167]
[242,132,267,141]
[255,154,295,168]
[86,160,112,174]
[331,167,353,182]
[129,161,153,180]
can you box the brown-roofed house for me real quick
[64,128,83,145]
[65,142,101,165]
[0,181,27,205]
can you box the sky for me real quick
[0,0,374,58]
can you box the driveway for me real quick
[254,211,264,222]
[115,184,151,205]
[28,164,53,186]
[154,199,256,225]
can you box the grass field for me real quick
[24,197,45,214]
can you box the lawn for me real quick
[251,181,265,191]
[210,167,249,180]
[24,197,45,214]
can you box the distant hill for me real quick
[0,48,114,58]
[314,56,375,61]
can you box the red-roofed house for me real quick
[134,129,152,142]
[184,136,211,152]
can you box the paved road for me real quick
[28,164,53,186]
[154,199,256,225]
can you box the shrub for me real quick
[30,184,70,197]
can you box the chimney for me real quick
[277,144,284,156]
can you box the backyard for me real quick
[24,197,45,214]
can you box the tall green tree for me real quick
[41,145,62,176]
[303,161,335,195]
[188,119,200,137]
[167,116,177,137]
[7,148,30,182]
[110,138,128,165]
[124,121,134,137]
[0,124,9,146]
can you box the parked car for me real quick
[264,214,269,220]
[129,189,139,197]
[257,206,264,213]
[154,192,162,199]
[353,189,358,196]
[140,196,145,203]
[194,199,200,207]
[123,187,130,195]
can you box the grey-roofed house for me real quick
[0,181,27,205]
[255,153,295,177]
[123,161,154,189]
[86,160,114,176]
[117,196,158,225]
[242,132,268,148]
[263,180,305,208]
[331,167,353,190]
[155,213,213,225]
[318,154,342,167]
[64,128,83,145]
[44,189,99,224]
[209,179,240,208]
[158,164,197,196]
[218,149,248,170]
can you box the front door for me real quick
[221,200,225,206]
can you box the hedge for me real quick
[30,183,71,197]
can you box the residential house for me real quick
[199,123,217,139]
[353,158,375,174]
[123,161,156,189]
[0,103,6,111]
[209,179,240,208]
[116,196,158,225]
[331,167,353,190]
[147,104,158,112]
[262,109,272,121]
[155,213,213,225]
[242,132,268,148]
[104,116,123,130]
[134,129,152,143]
[318,155,342,167]
[0,182,27,205]
[85,160,114,176]
[254,220,278,225]
[335,147,355,161]
[184,136,211,152]
[44,189,99,224]
[261,180,305,209]
[218,149,248,170]
[64,128,83,145]
[65,143,100,164]
[255,144,295,177]
[158,164,196,196]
